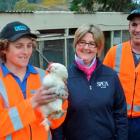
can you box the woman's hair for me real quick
[0,37,36,63]
[73,24,105,56]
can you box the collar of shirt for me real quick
[1,63,38,99]
[1,63,38,77]
[132,52,140,67]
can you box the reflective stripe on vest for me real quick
[0,68,50,140]
[6,135,12,140]
[114,44,122,74]
[0,79,9,107]
[0,78,23,140]
[133,105,140,112]
[127,104,131,111]
[8,107,23,130]
[48,130,52,140]
[127,104,140,112]
[115,44,140,114]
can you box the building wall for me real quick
[0,11,130,68]
[0,11,129,31]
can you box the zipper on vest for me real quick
[130,72,138,117]
[89,85,92,90]
[29,124,32,140]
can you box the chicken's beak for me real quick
[46,66,51,73]
[46,63,53,73]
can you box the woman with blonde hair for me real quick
[52,24,128,140]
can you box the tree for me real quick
[69,0,81,11]
[28,0,41,3]
[0,0,19,11]
[97,0,136,12]
[41,0,66,6]
[0,0,7,11]
[70,0,94,12]
[82,0,94,11]
[14,0,39,11]
[70,0,140,12]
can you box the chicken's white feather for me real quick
[40,63,68,131]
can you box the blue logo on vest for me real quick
[14,25,28,31]
[30,90,36,94]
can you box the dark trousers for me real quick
[128,117,140,140]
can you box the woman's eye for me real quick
[15,45,22,49]
[27,44,33,48]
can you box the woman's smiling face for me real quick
[75,32,97,65]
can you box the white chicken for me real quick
[40,63,68,131]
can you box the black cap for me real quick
[127,8,140,21]
[0,21,37,41]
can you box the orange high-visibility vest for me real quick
[103,41,140,117]
[0,67,67,140]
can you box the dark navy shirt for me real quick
[1,63,37,98]
[132,52,140,67]
[52,59,128,140]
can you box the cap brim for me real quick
[9,32,37,41]
[127,13,140,20]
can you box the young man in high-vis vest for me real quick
[104,8,140,140]
[0,21,68,140]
